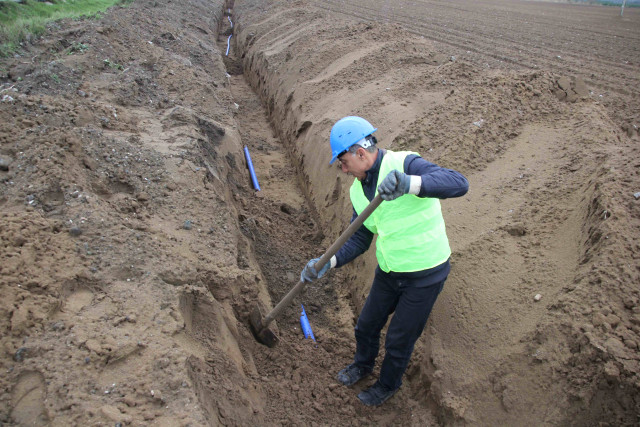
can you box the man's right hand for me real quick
[378,169,411,201]
[300,257,330,283]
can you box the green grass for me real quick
[0,0,134,57]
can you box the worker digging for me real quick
[301,116,469,406]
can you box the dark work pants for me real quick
[353,267,445,391]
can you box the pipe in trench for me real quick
[244,145,261,191]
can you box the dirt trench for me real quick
[180,4,447,425]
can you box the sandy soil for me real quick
[1,0,639,425]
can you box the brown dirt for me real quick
[1,0,639,425]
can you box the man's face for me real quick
[337,148,368,180]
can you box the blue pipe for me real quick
[226,34,232,56]
[300,304,316,341]
[244,146,261,191]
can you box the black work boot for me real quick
[336,363,372,386]
[357,381,397,406]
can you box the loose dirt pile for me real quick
[1,0,639,425]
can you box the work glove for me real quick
[300,257,330,283]
[378,169,411,201]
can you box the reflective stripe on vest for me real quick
[350,150,451,273]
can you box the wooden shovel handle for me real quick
[261,194,383,328]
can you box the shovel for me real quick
[250,194,383,347]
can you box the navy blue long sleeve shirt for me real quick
[334,149,468,283]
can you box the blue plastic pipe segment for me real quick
[228,16,233,28]
[226,34,232,56]
[243,146,261,191]
[300,304,316,341]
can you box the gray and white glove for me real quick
[378,169,412,201]
[300,257,332,283]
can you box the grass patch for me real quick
[0,0,134,57]
[103,57,123,70]
[68,41,89,54]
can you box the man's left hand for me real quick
[378,169,411,201]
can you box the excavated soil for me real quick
[1,0,639,425]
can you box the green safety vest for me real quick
[350,150,451,273]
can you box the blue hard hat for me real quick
[329,116,377,164]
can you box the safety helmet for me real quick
[329,116,377,164]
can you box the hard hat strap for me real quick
[354,137,372,149]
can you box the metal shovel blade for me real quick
[249,305,278,348]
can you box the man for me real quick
[300,116,468,406]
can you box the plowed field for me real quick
[313,0,640,128]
